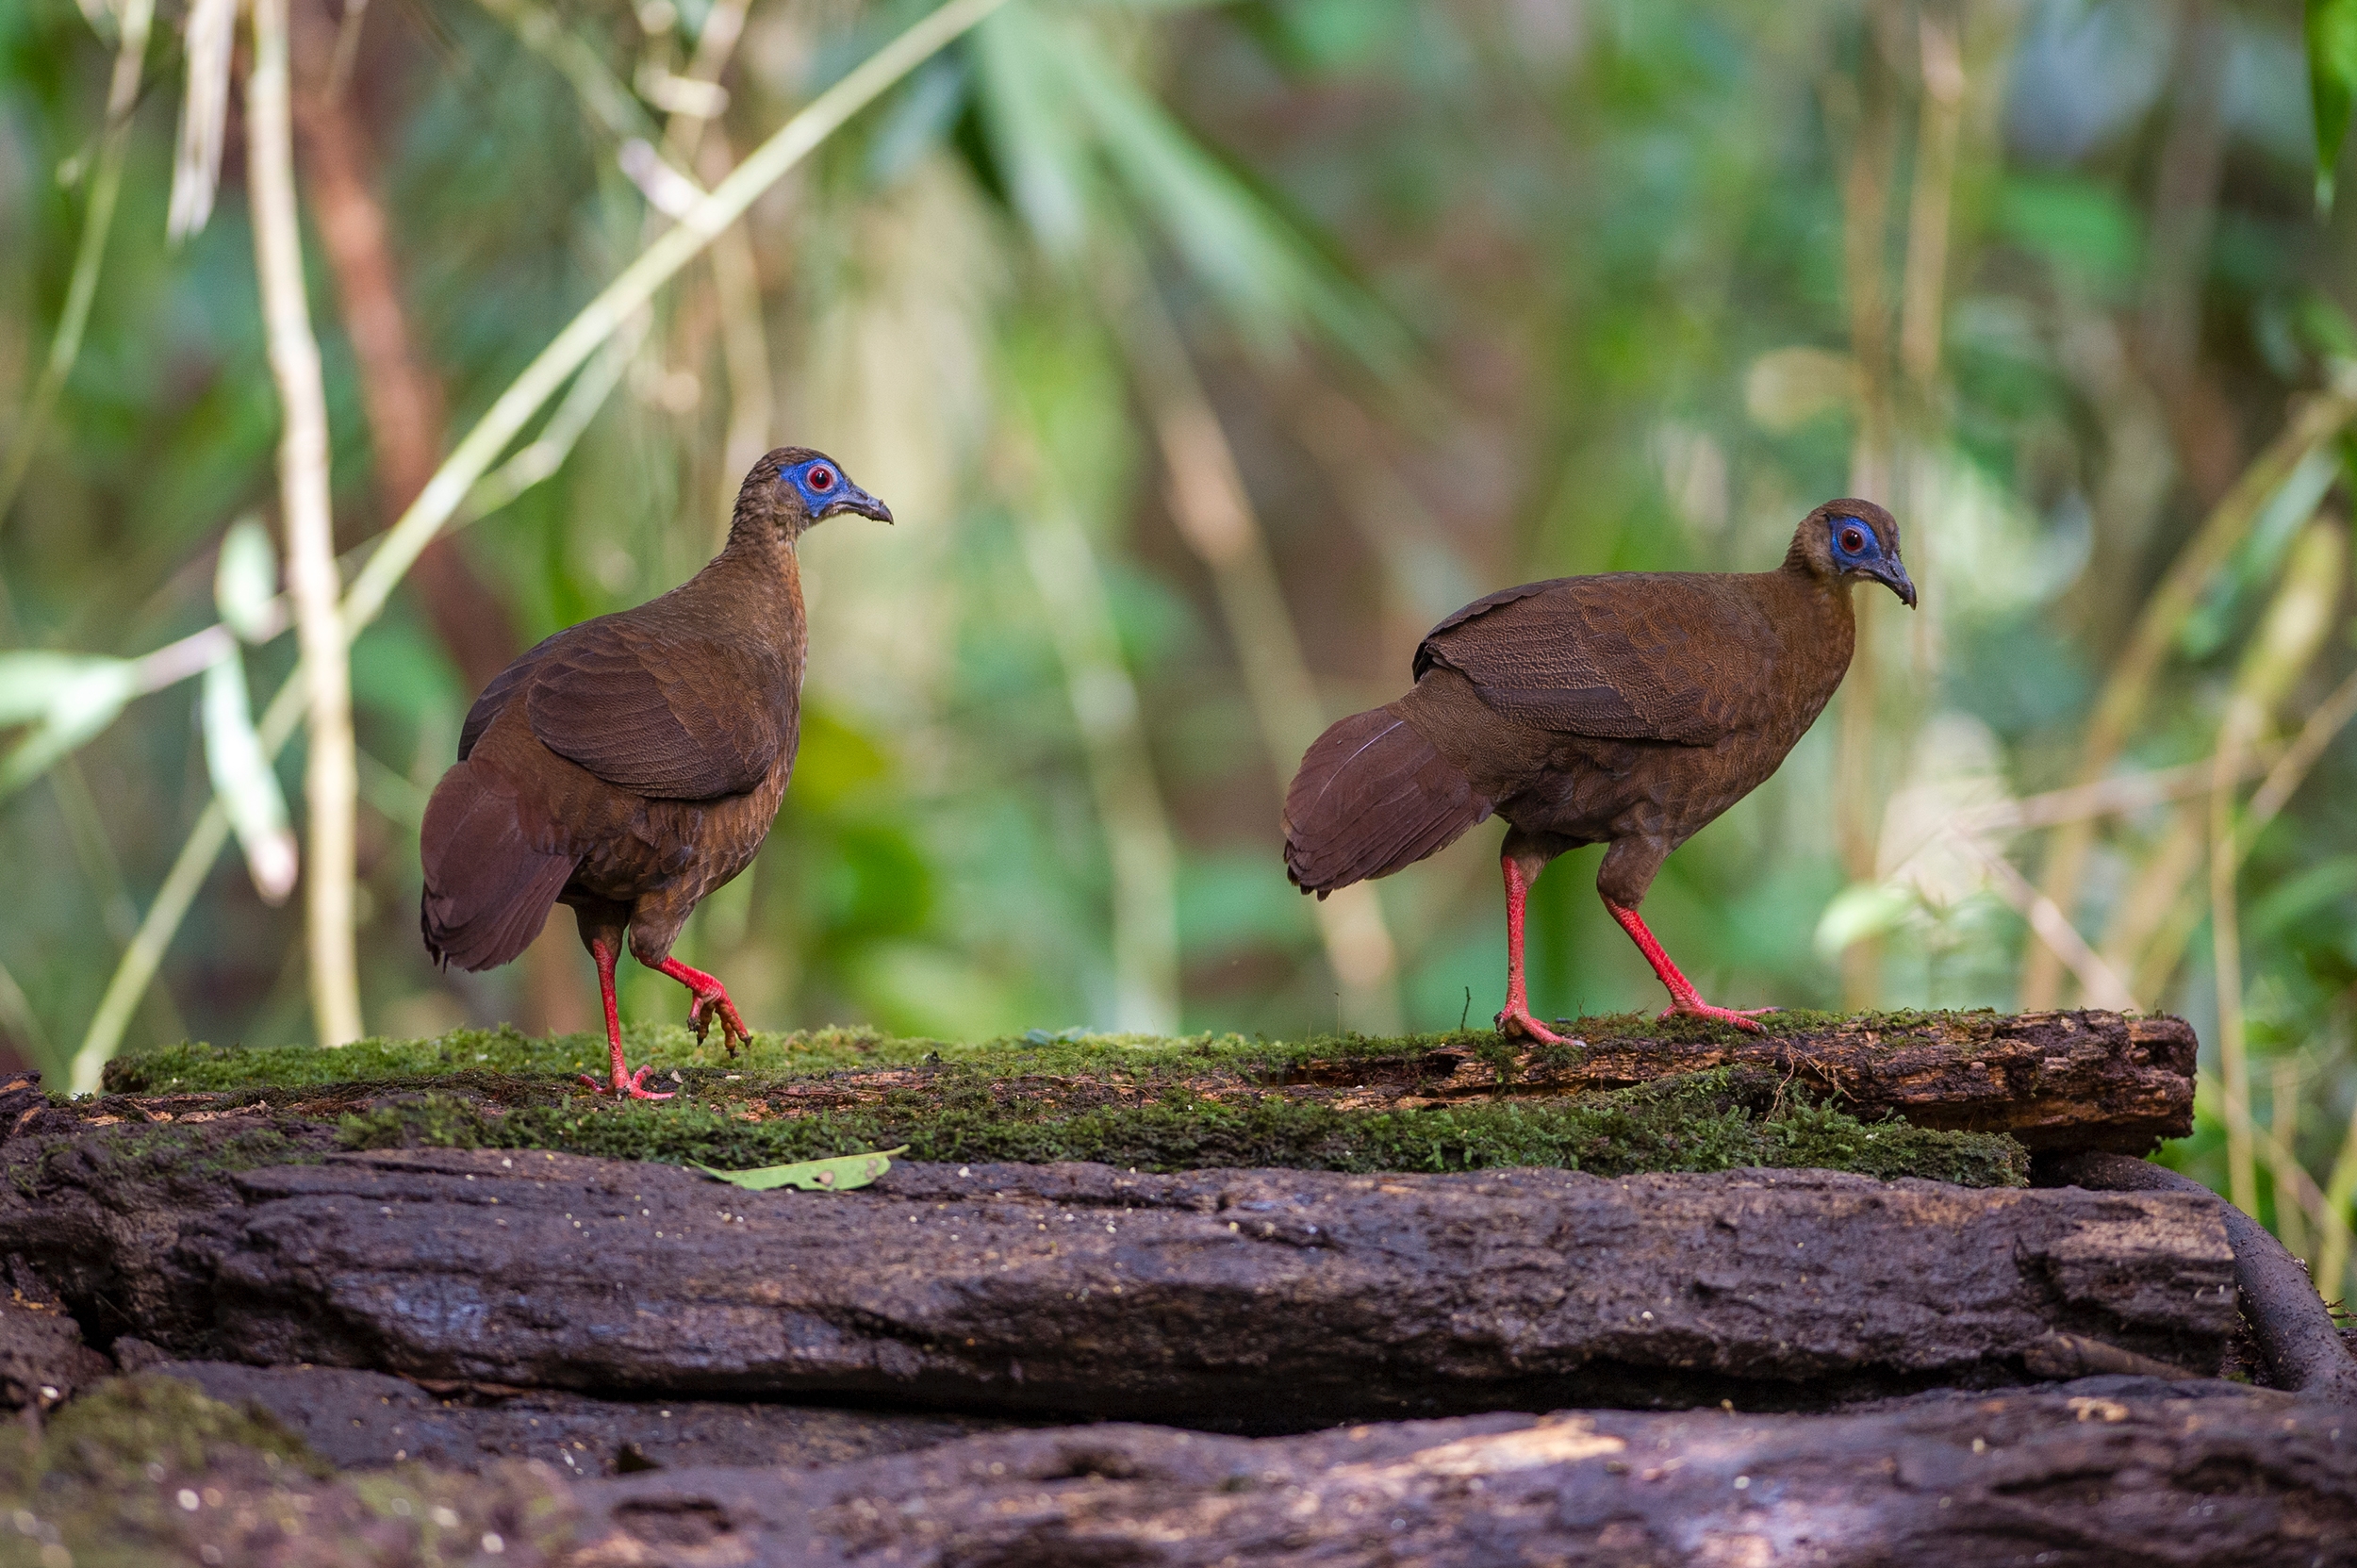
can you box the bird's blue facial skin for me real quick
[783,459,846,513]
[1827,515,1883,569]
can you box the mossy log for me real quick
[1287,1007,2197,1153]
[7,1147,2237,1427]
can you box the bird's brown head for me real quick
[732,446,893,542]
[1789,499,1915,608]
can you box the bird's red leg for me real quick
[1495,854,1571,1045]
[580,938,673,1099]
[653,956,751,1056]
[1604,899,1775,1032]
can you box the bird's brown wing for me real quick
[517,614,795,800]
[457,628,567,760]
[1411,574,1774,745]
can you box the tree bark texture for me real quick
[553,1385,2357,1568]
[2044,1149,2357,1402]
[4,1147,2239,1428]
[119,1355,1018,1477]
[72,1378,2357,1567]
[67,1010,2197,1156]
[1273,1008,2194,1153]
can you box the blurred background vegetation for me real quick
[7,0,2357,1290]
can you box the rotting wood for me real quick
[4,1148,2238,1427]
[1277,1007,2195,1153]
[49,1007,2197,1159]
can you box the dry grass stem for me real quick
[249,0,362,1047]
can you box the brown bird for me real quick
[1283,501,1914,1042]
[420,448,892,1098]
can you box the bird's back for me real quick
[1398,565,1854,847]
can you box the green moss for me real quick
[0,1376,323,1496]
[0,1378,570,1567]
[338,1070,2027,1187]
[106,1010,2009,1098]
[15,1120,329,1210]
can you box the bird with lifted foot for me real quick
[420,448,891,1098]
[1283,500,1914,1042]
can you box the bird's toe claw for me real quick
[621,1065,676,1100]
[581,1066,675,1099]
[1660,1001,1777,1033]
[1495,1006,1571,1046]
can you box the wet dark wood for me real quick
[557,1383,2357,1568]
[131,1356,1015,1477]
[3,1146,2238,1427]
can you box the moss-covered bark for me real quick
[60,1006,2200,1187]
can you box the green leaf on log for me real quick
[692,1147,909,1192]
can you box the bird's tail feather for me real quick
[1283,704,1491,895]
[419,758,576,972]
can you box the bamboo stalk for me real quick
[1832,16,1901,1009]
[2204,522,2344,1214]
[0,0,154,531]
[1897,13,1962,392]
[249,0,363,1048]
[64,0,1011,1092]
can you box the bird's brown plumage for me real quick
[1283,499,1911,1038]
[419,446,890,1094]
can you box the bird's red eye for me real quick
[1840,527,1866,553]
[808,467,835,491]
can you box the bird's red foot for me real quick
[686,990,750,1052]
[1659,1000,1778,1033]
[656,958,751,1056]
[580,1065,675,1099]
[1496,1006,1574,1046]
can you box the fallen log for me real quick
[556,1381,2357,1568]
[130,1356,1018,1477]
[37,1376,2352,1567]
[9,1147,2239,1426]
[2043,1150,2357,1403]
[4,1008,2190,1211]
[1279,1006,2197,1153]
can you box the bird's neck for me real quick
[1763,558,1857,651]
[696,529,808,633]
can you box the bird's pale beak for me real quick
[1865,558,1917,609]
[828,486,894,524]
